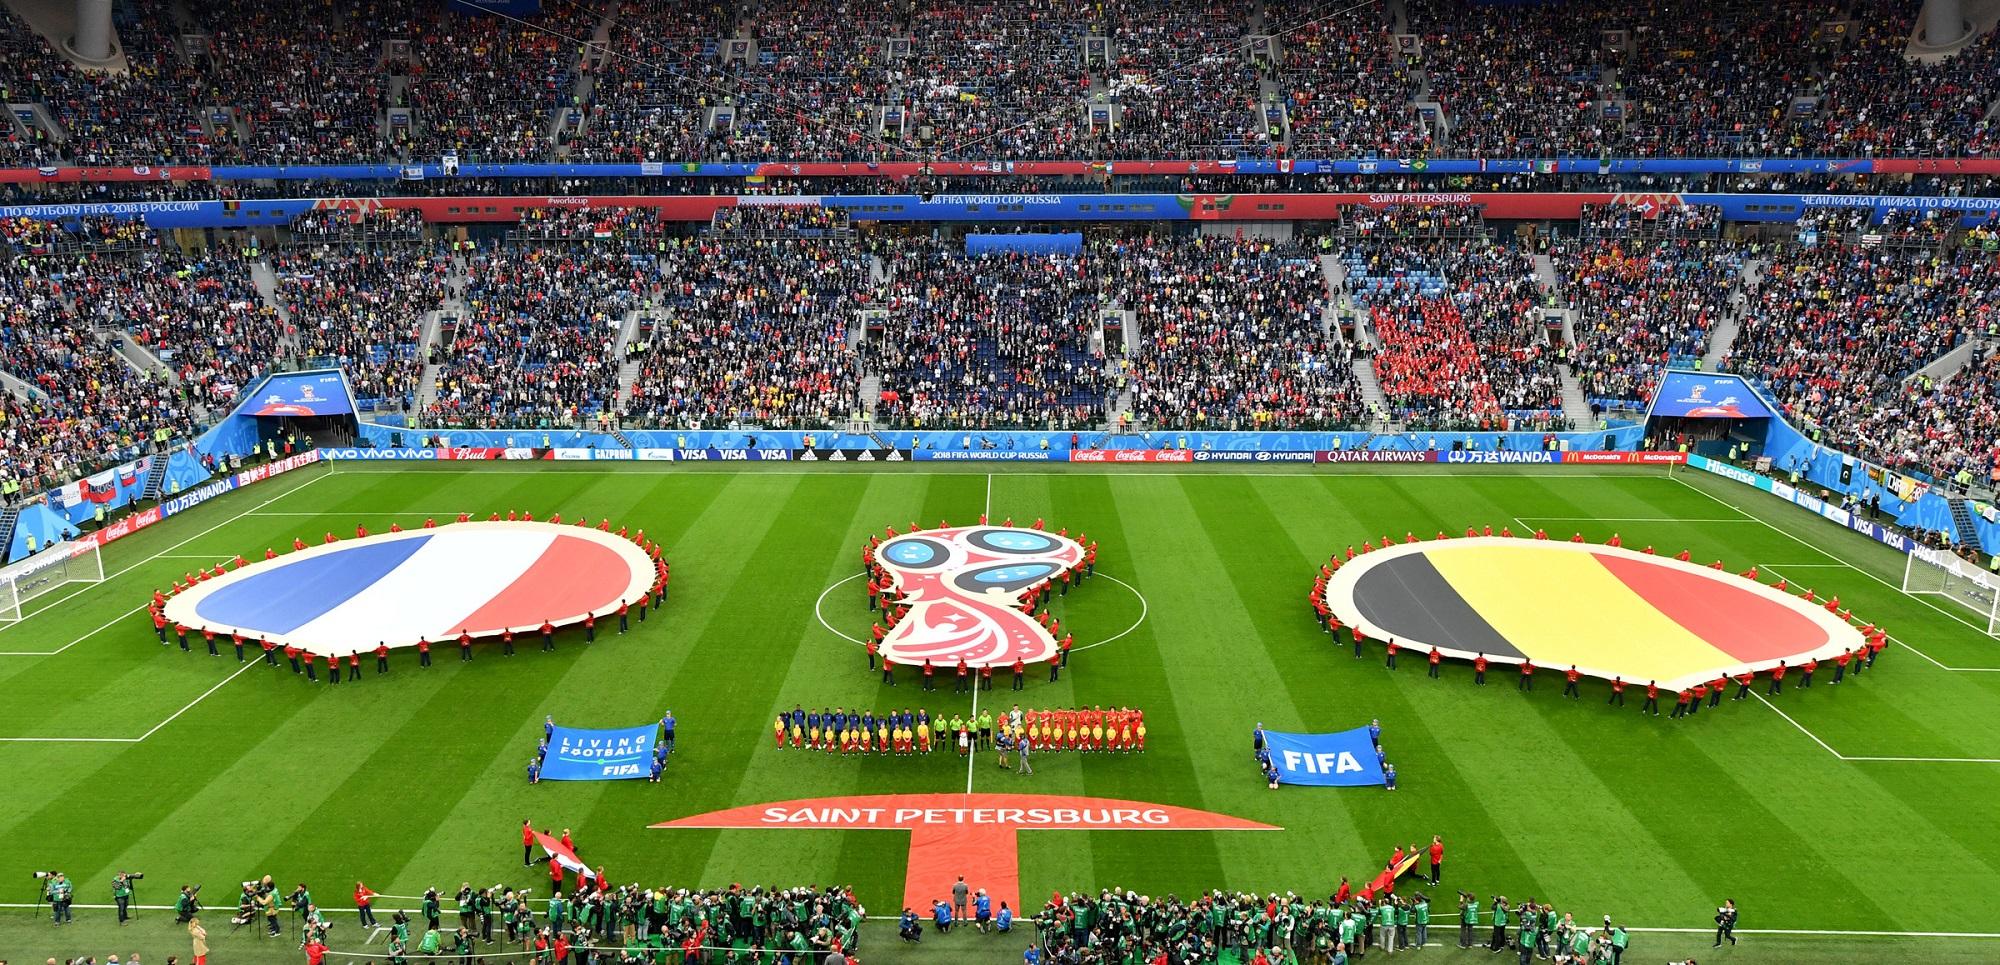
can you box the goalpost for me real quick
[1902,546,2000,637]
[0,540,106,623]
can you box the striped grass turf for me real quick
[1,462,1997,962]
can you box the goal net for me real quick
[1902,546,2000,637]
[0,540,106,623]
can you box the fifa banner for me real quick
[1265,728,1386,787]
[542,724,657,781]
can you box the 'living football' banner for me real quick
[542,724,656,781]
[1266,728,1386,787]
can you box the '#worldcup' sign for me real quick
[874,526,1084,667]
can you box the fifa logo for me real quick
[873,527,1084,666]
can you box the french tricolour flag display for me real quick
[163,522,653,658]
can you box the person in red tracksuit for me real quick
[541,619,556,652]
[375,642,390,674]
[1427,647,1442,679]
[1641,680,1660,715]
[417,637,431,668]
[1608,676,1625,706]
[1473,653,1487,685]
[1671,688,1692,718]
[1802,658,1818,687]
[1562,666,1581,698]
[548,856,564,894]
[1767,661,1787,695]
[1710,675,1726,708]
[522,820,536,866]
[1517,660,1535,691]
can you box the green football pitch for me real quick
[4,461,1998,964]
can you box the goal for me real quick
[0,540,105,623]
[1902,546,2000,636]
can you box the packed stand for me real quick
[868,242,1109,429]
[9,2,216,164]
[1617,0,1845,157]
[1117,234,1363,429]
[427,245,644,427]
[1805,12,2000,158]
[1577,202,1724,240]
[274,242,453,412]
[1090,0,1269,159]
[286,207,427,245]
[1843,345,2000,487]
[193,0,403,163]
[1410,0,1616,157]
[509,206,674,246]
[1352,238,1560,427]
[1551,236,1744,402]
[67,249,278,411]
[709,203,848,235]
[1343,203,1485,238]
[1727,242,1999,442]
[400,3,599,162]
[897,0,1093,160]
[620,236,868,428]
[559,2,734,163]
[1269,5,1425,159]
[0,261,197,493]
[729,0,906,162]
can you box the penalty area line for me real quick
[1669,472,2000,642]
[1758,565,2000,673]
[0,469,333,646]
[1751,691,2000,765]
[0,659,257,744]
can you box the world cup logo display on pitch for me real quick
[874,526,1084,667]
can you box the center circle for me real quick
[812,571,1149,654]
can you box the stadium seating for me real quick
[0,1,1994,164]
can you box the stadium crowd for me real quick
[0,0,1995,166]
[1115,234,1364,430]
[869,241,1109,429]
[621,235,869,429]
[426,245,640,427]
[274,242,454,412]
[1551,236,1744,402]
[1348,238,1560,428]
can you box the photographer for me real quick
[112,872,138,924]
[43,871,73,924]
[175,884,202,924]
[1714,898,1738,947]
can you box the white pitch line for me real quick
[1514,516,1762,523]
[0,660,257,744]
[1668,472,2000,640]
[966,686,978,794]
[0,469,331,646]
[1751,690,2000,765]
[984,473,993,521]
[1759,565,2000,673]
[1749,691,1846,760]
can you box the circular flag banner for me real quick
[163,522,654,658]
[1321,537,1864,690]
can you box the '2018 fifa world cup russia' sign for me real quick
[874,526,1084,667]
[654,793,1278,911]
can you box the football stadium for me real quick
[2,0,1999,963]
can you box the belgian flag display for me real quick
[1322,538,1863,690]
